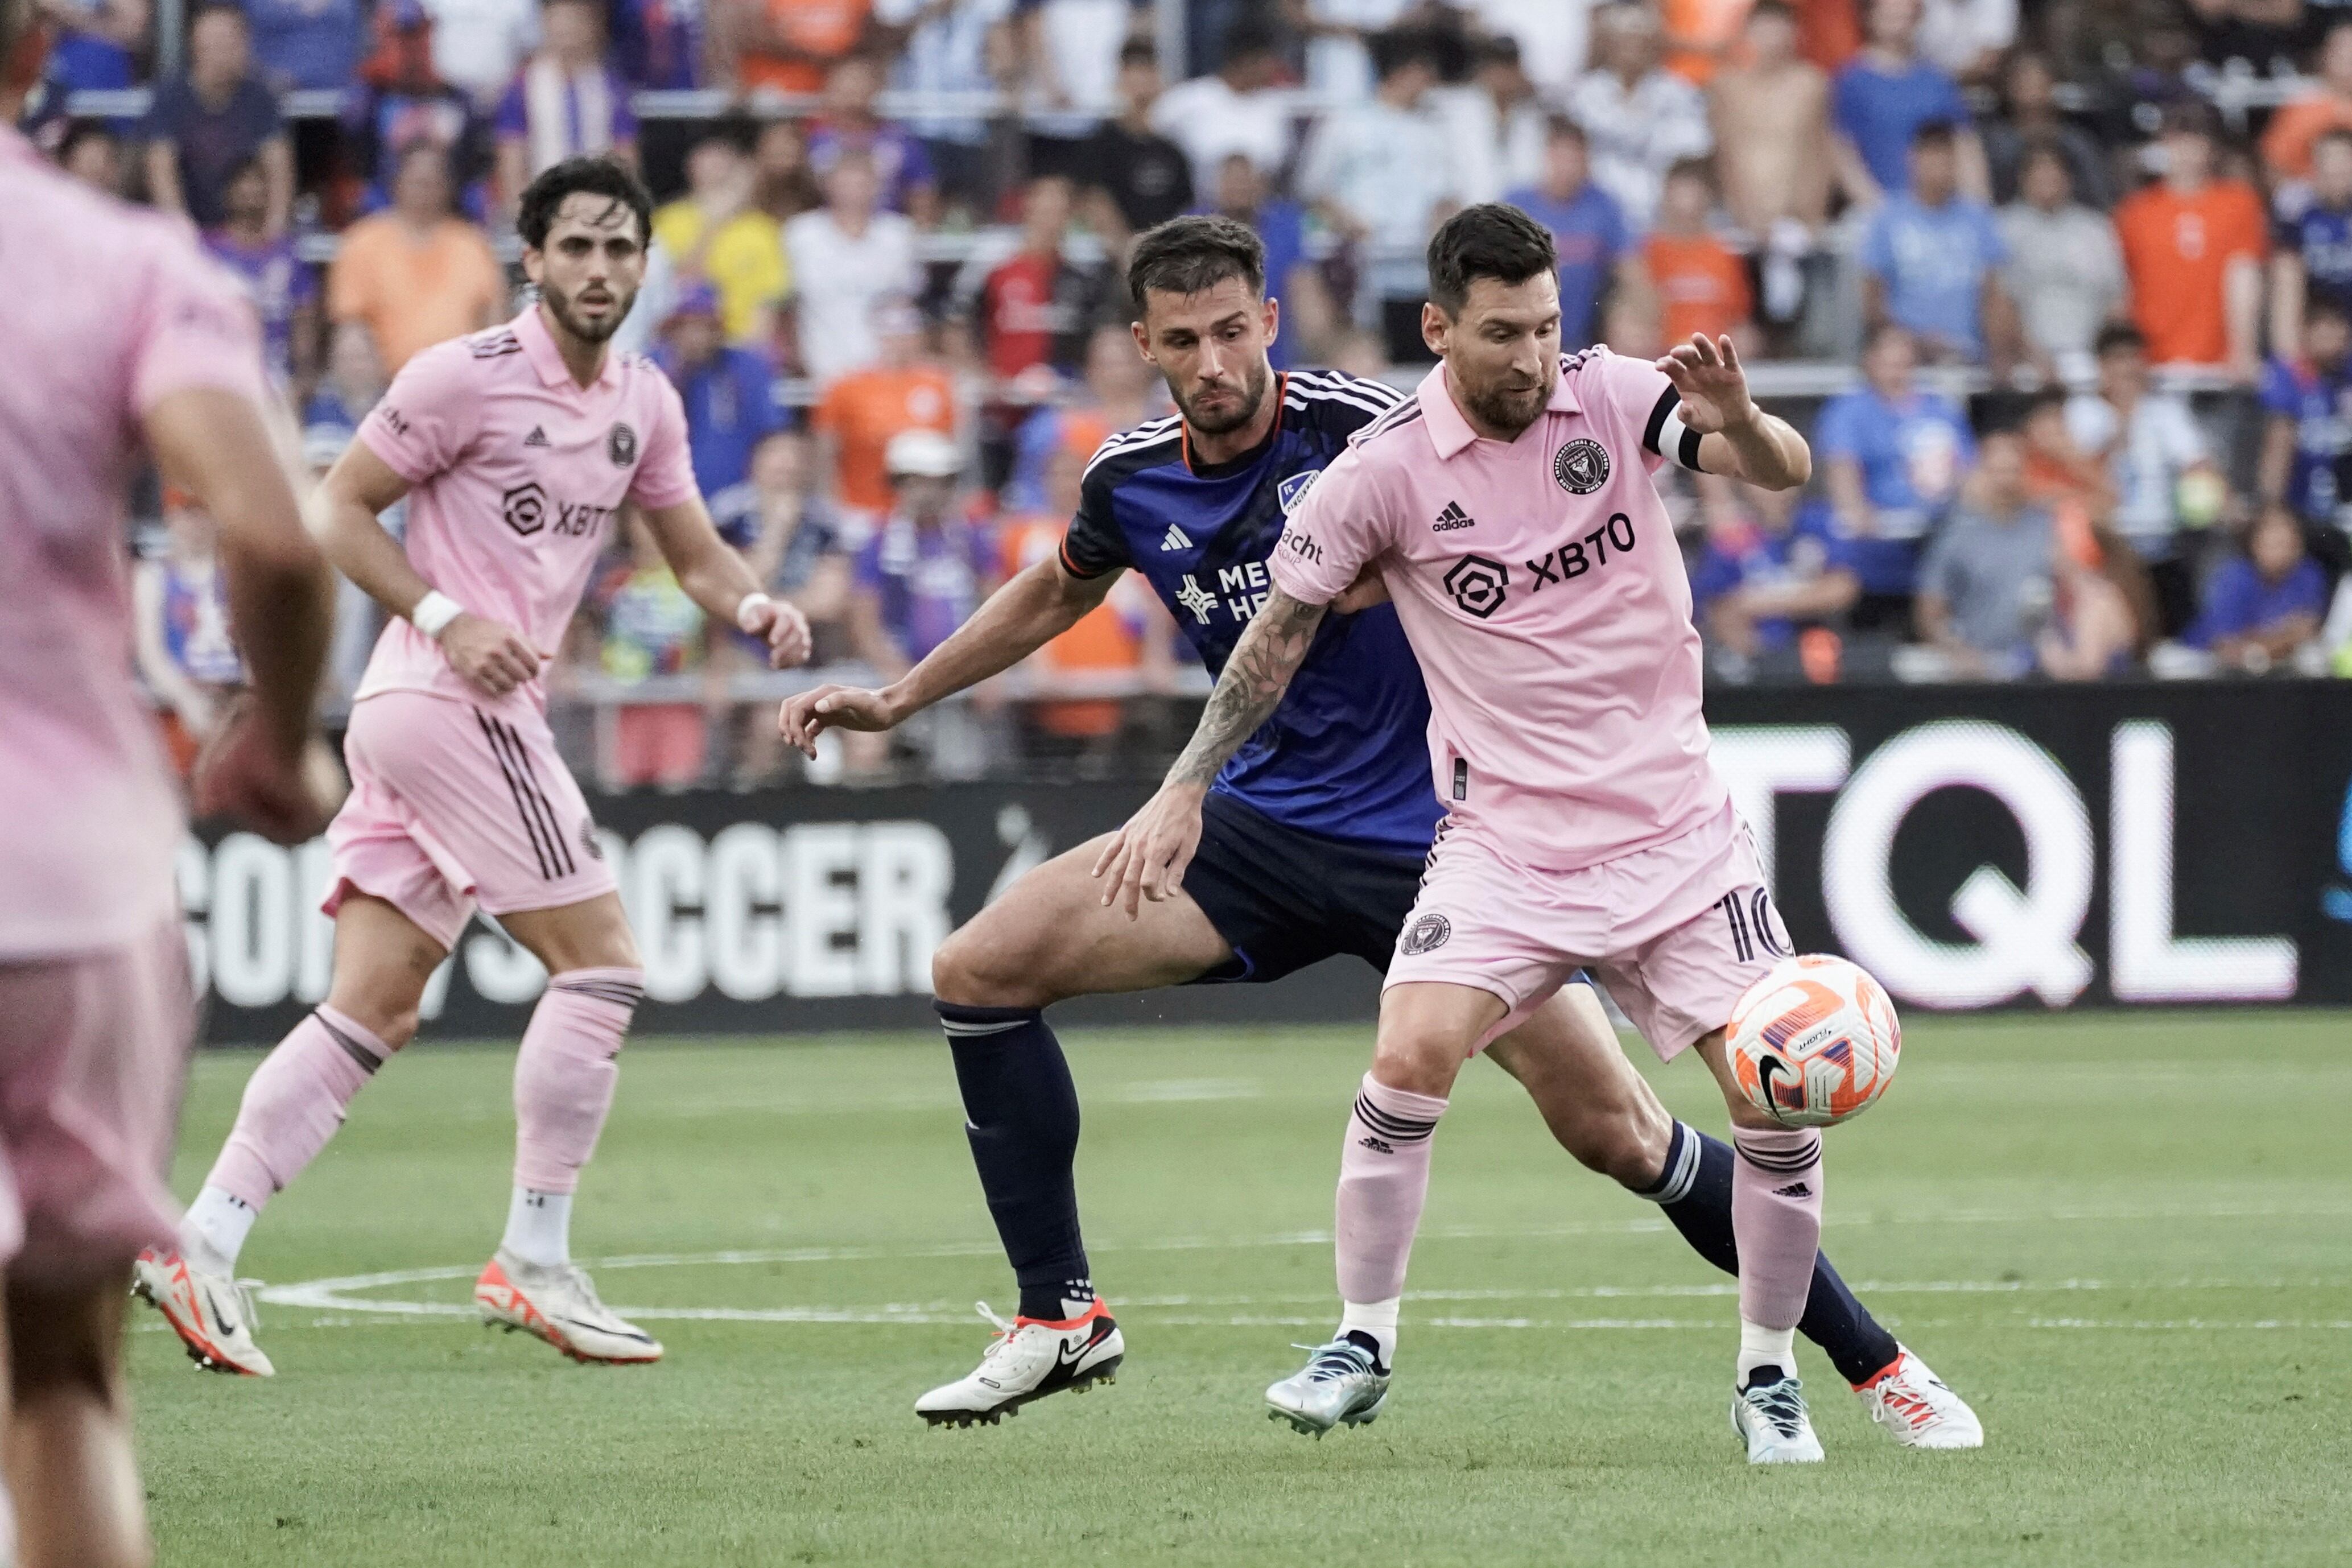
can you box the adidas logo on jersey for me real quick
[523,426,551,448]
[1160,524,1194,552]
[1433,501,1476,531]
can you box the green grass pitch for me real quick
[132,1012,2351,1567]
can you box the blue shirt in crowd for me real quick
[2187,555,2329,649]
[662,345,791,499]
[1688,500,1861,651]
[1812,385,1976,595]
[1833,56,1970,196]
[1860,193,2008,358]
[610,0,705,90]
[47,26,134,92]
[244,0,364,90]
[2259,354,2352,526]
[1507,181,1631,349]
[204,230,315,389]
[2277,199,2352,319]
[143,72,284,229]
[855,517,993,665]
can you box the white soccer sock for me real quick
[1738,1318,1798,1386]
[1339,1295,1401,1371]
[181,1186,258,1273]
[502,1187,572,1269]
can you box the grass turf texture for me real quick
[134,1012,2350,1567]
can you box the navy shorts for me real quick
[1179,791,1427,984]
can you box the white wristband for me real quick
[736,591,774,632]
[411,591,464,639]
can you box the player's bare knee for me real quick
[1369,1030,1462,1099]
[931,918,1058,1010]
[7,1276,127,1407]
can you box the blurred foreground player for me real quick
[137,157,811,1375]
[0,0,338,1557]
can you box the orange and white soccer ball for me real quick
[1726,954,1901,1128]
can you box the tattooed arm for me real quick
[1091,587,1330,917]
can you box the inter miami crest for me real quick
[1401,913,1451,955]
[1554,437,1610,494]
[1277,468,1323,516]
[607,423,638,467]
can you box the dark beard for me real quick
[542,282,632,344]
[1177,359,1271,438]
[1459,378,1549,440]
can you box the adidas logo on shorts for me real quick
[1773,1181,1813,1199]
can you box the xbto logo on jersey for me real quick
[1525,511,1637,591]
[1554,437,1611,494]
[1443,554,1509,618]
[1401,913,1451,955]
[608,423,638,467]
[502,481,548,537]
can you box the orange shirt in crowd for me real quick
[737,0,870,96]
[2259,93,2352,181]
[997,514,1141,738]
[813,364,955,513]
[327,214,507,373]
[2114,180,2268,365]
[1644,234,1753,345]
[1662,0,1755,83]
[1795,0,1859,72]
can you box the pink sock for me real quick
[512,967,643,1195]
[1335,1074,1449,1307]
[207,1006,392,1208]
[1731,1126,1825,1331]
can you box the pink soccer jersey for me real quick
[1269,349,1727,871]
[0,127,266,958]
[354,305,696,713]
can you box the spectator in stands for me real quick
[2260,292,2352,534]
[495,0,639,202]
[806,51,936,222]
[721,0,874,98]
[1982,48,2112,209]
[970,174,1108,387]
[144,3,291,236]
[2260,20,2352,183]
[1203,152,1332,370]
[1454,0,1591,97]
[2271,130,2352,358]
[327,139,507,390]
[1014,0,1133,163]
[1831,0,1984,203]
[783,146,920,385]
[43,0,147,95]
[591,514,715,791]
[658,285,790,498]
[1567,1,1712,229]
[1689,479,1860,670]
[246,0,363,91]
[2000,141,2128,377]
[1710,0,1834,328]
[422,0,539,106]
[1916,428,2062,678]
[1659,0,1750,83]
[132,491,243,781]
[610,0,708,89]
[1289,0,1416,98]
[753,115,825,221]
[710,429,849,786]
[2186,505,2329,669]
[654,122,789,344]
[1814,321,1975,634]
[1006,320,1160,510]
[848,428,995,774]
[1079,40,1194,249]
[343,0,489,211]
[1299,27,1462,363]
[2114,103,2266,379]
[205,154,319,401]
[871,0,1005,221]
[55,118,123,195]
[1859,121,2015,366]
[1507,117,1639,353]
[1150,14,1291,199]
[1913,0,2015,82]
[813,297,956,517]
[1644,157,1752,350]
[2066,321,2219,638]
[1454,34,1549,204]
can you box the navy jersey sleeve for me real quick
[1059,456,1131,580]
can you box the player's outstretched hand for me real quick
[192,695,346,846]
[1654,333,1756,434]
[1092,781,1209,919]
[778,684,901,757]
[437,612,543,698]
[740,593,814,669]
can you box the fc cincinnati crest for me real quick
[1554,438,1610,494]
[607,423,638,467]
[1401,913,1451,955]
[1277,468,1324,516]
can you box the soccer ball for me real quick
[1726,955,1901,1128]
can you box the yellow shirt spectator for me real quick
[652,199,790,344]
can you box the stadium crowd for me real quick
[51,0,2352,788]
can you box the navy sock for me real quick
[938,1002,1091,1321]
[1636,1123,1903,1386]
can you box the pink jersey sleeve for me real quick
[627,371,698,510]
[130,242,267,415]
[357,341,481,484]
[1267,443,1396,605]
[1591,350,1709,476]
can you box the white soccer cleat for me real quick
[1265,1338,1390,1437]
[1731,1370,1825,1464]
[915,1301,1124,1427]
[1853,1347,1984,1449]
[474,1249,662,1365]
[132,1247,274,1377]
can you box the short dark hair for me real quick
[1748,0,1795,22]
[1127,215,1265,312]
[189,0,247,28]
[2316,125,2352,158]
[1372,26,1441,81]
[1426,203,1557,315]
[2308,289,2351,327]
[2094,320,2145,357]
[1545,113,1587,146]
[1222,14,1282,64]
[2017,137,2073,183]
[1118,38,1158,69]
[518,155,655,250]
[1911,118,1959,151]
[56,118,119,166]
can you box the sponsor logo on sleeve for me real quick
[1554,437,1611,494]
[1277,468,1324,515]
[1442,554,1509,618]
[1279,527,1324,567]
[607,423,638,467]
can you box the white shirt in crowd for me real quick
[876,0,1013,147]
[1303,0,1417,100]
[1917,0,2019,77]
[1025,0,1130,135]
[1998,201,2127,366]
[1299,96,1460,298]
[1150,73,1294,196]
[783,208,920,387]
[1565,65,1711,230]
[1433,81,1546,205]
[1450,0,1592,96]
[421,0,539,105]
[2067,391,2207,546]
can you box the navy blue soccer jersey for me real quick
[1058,370,1443,857]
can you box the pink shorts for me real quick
[0,919,191,1282]
[325,691,616,952]
[1385,802,1790,1062]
